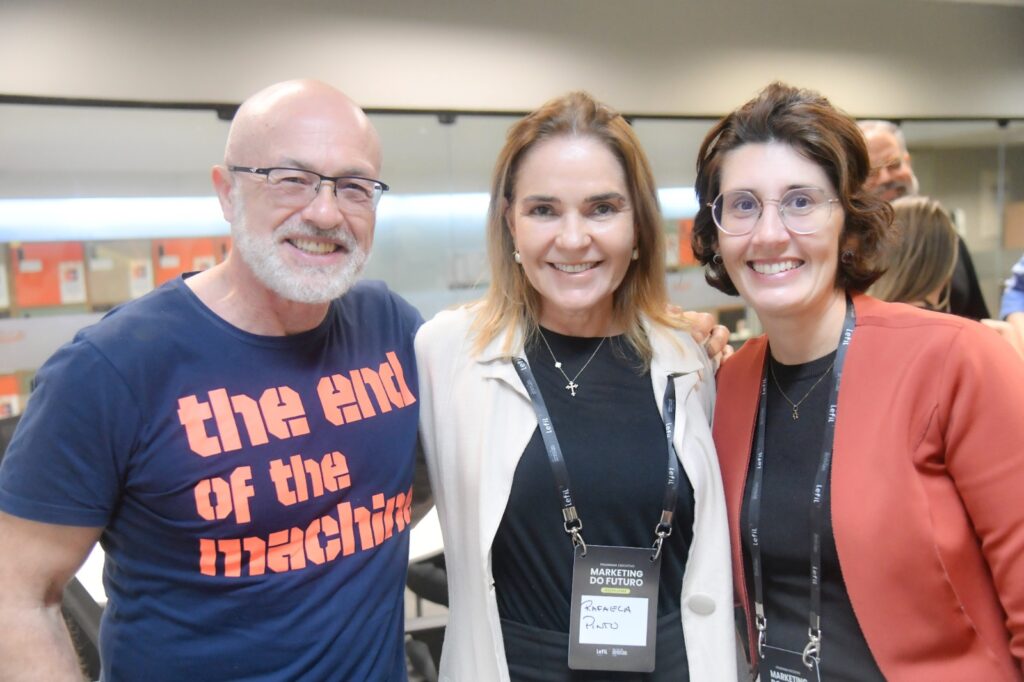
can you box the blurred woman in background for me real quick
[872,195,1024,358]
[870,195,958,311]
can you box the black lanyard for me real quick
[512,357,682,559]
[748,296,855,668]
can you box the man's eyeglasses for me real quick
[228,166,389,213]
[867,157,905,178]
[709,187,839,236]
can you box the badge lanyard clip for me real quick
[562,506,587,555]
[651,510,673,561]
[802,625,822,669]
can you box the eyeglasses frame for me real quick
[227,165,390,209]
[708,187,840,236]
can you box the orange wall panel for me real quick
[11,242,87,308]
[152,238,217,286]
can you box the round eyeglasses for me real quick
[709,187,839,236]
[228,166,389,215]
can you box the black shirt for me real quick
[492,329,695,678]
[950,235,991,321]
[740,351,885,681]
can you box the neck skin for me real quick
[539,300,622,338]
[761,288,847,365]
[185,256,330,336]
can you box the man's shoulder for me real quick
[334,280,423,327]
[71,278,192,351]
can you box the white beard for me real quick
[230,199,369,304]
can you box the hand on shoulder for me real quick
[667,305,734,369]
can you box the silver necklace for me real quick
[537,330,607,397]
[769,357,836,420]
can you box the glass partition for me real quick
[1,101,1022,410]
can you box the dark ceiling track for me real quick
[0,93,1022,125]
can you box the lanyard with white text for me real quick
[511,357,682,559]
[748,296,855,669]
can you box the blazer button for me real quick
[685,594,716,615]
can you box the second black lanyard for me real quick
[748,296,856,671]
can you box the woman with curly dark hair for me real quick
[692,82,1024,681]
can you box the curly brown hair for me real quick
[691,82,893,296]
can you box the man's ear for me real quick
[211,165,237,223]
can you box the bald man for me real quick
[859,120,991,320]
[0,80,423,681]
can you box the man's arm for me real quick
[0,511,102,681]
[410,436,433,527]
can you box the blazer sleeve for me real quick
[940,322,1024,669]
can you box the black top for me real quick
[950,235,991,320]
[493,329,696,632]
[740,351,885,681]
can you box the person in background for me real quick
[999,254,1024,331]
[0,80,426,681]
[870,196,959,311]
[694,82,1024,680]
[858,119,991,320]
[416,91,737,681]
[871,195,1024,358]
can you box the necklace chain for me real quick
[538,330,606,397]
[769,356,836,420]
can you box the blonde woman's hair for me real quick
[470,91,685,363]
[871,196,959,310]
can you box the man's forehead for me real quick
[865,132,901,162]
[226,80,381,170]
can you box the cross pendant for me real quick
[565,380,579,397]
[791,407,799,420]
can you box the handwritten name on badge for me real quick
[577,596,648,647]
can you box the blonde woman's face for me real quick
[507,136,636,336]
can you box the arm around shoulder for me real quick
[0,511,101,681]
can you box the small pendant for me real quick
[791,407,799,420]
[566,380,579,397]
[554,361,562,369]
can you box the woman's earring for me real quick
[841,250,855,265]
[631,248,639,261]
[513,250,522,264]
[712,253,723,265]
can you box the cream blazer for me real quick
[415,306,738,681]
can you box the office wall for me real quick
[2,0,1023,117]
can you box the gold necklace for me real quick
[538,330,607,397]
[769,357,836,420]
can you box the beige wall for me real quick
[2,0,1023,117]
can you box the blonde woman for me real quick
[870,196,959,311]
[416,92,737,681]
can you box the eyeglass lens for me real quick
[712,187,831,235]
[265,169,383,212]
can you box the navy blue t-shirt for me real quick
[0,276,423,681]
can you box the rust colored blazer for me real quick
[714,293,1024,681]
